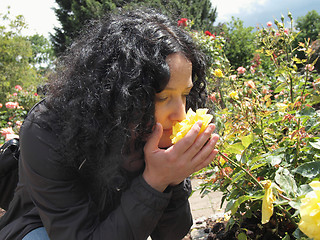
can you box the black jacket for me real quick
[0,103,193,240]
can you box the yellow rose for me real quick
[298,181,320,240]
[170,108,213,144]
[261,180,276,224]
[214,69,224,78]
[229,91,239,99]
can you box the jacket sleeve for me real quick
[20,119,184,240]
[150,178,193,240]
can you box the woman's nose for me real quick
[170,99,186,122]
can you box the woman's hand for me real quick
[142,121,219,192]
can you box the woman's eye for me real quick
[156,96,168,102]
[183,92,190,98]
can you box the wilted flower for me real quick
[214,69,224,78]
[170,108,213,144]
[5,101,19,109]
[261,180,276,224]
[298,181,320,240]
[237,66,246,74]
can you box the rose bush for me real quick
[181,13,320,239]
[0,85,40,145]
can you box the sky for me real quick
[0,0,319,37]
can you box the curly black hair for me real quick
[44,8,208,215]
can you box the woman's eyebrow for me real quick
[163,85,193,91]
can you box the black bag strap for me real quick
[0,138,19,160]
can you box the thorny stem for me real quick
[302,70,308,97]
[247,120,268,152]
[217,151,264,190]
[290,74,294,103]
[293,118,301,167]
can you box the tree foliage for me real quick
[51,0,217,55]
[0,9,52,102]
[295,10,320,44]
[0,10,36,102]
[222,17,256,68]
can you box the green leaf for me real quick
[237,232,247,240]
[250,162,267,171]
[228,195,252,214]
[274,82,287,93]
[240,133,254,148]
[293,161,320,178]
[309,139,320,150]
[275,168,297,196]
[225,142,245,154]
[265,154,283,166]
[297,106,316,117]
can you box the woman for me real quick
[0,8,219,240]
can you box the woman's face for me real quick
[155,52,193,148]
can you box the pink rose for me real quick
[5,101,19,109]
[305,64,314,72]
[13,92,18,96]
[267,21,272,27]
[237,66,246,74]
[15,85,22,91]
[15,120,23,128]
[5,133,19,141]
[0,127,15,137]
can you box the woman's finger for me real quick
[184,124,216,158]
[191,134,219,163]
[193,148,219,173]
[144,123,163,154]
[171,121,203,154]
